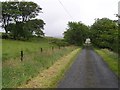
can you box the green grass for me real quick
[2,38,55,61]
[2,38,78,88]
[19,48,81,88]
[95,49,119,77]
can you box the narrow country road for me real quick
[57,48,118,88]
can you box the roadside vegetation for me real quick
[64,18,118,54]
[2,37,63,61]
[2,38,78,88]
[19,48,81,88]
[2,37,69,60]
[1,1,77,88]
[95,49,119,77]
[2,38,49,61]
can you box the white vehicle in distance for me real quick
[83,38,91,47]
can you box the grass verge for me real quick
[95,49,119,77]
[3,46,78,88]
[19,48,81,88]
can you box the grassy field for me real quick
[2,38,78,88]
[95,49,119,77]
[2,38,54,61]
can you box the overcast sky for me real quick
[0,0,119,37]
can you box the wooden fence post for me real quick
[41,48,43,52]
[21,51,23,61]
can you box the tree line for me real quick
[0,1,45,40]
[0,1,119,54]
[64,18,119,54]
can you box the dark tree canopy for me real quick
[64,18,118,54]
[64,22,90,45]
[1,1,45,40]
[90,18,118,52]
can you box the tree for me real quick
[2,2,21,34]
[90,18,118,51]
[24,19,45,37]
[115,14,120,55]
[18,2,42,22]
[64,22,90,45]
[1,1,44,40]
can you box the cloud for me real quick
[0,0,119,37]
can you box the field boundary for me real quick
[19,48,81,88]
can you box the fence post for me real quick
[41,48,43,52]
[21,51,23,61]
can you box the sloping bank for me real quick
[19,48,81,88]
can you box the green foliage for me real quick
[1,1,45,40]
[6,22,32,40]
[64,22,90,45]
[90,18,118,53]
[24,19,45,37]
[50,38,69,47]
[64,18,118,54]
[96,49,119,77]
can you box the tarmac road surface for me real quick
[57,48,118,88]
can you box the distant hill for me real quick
[45,35,63,39]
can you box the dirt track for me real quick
[57,48,118,88]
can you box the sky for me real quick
[0,0,119,37]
